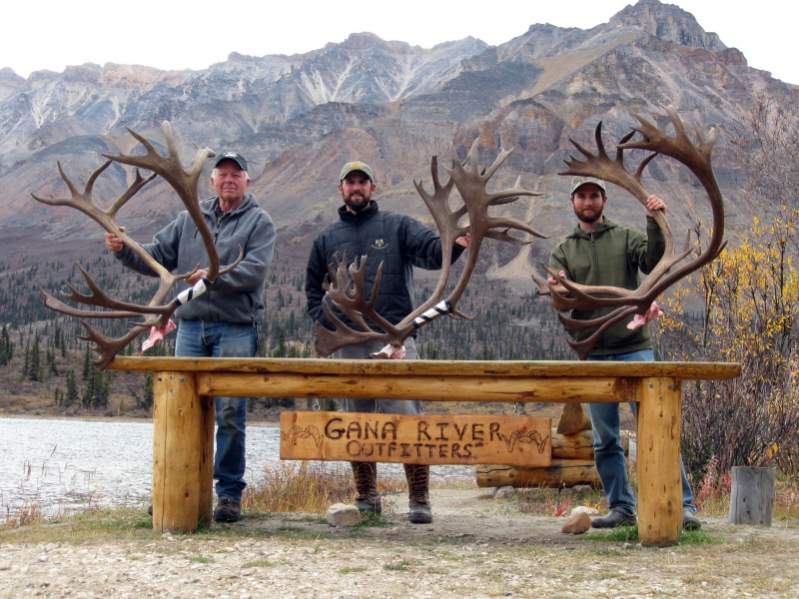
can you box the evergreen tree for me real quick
[47,347,59,376]
[273,331,286,357]
[142,372,154,410]
[82,363,96,409]
[82,345,91,381]
[21,344,29,380]
[65,370,78,407]
[28,334,41,381]
[0,324,12,366]
[93,371,109,409]
[54,325,66,358]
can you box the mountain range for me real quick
[1,0,796,278]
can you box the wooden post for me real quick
[636,377,683,546]
[198,395,215,527]
[152,372,205,533]
[729,466,775,526]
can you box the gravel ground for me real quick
[1,489,798,598]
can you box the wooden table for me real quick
[109,357,740,546]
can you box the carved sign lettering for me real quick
[280,411,552,466]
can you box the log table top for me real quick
[109,357,740,379]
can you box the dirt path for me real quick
[1,488,798,598]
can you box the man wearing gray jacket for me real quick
[106,152,276,523]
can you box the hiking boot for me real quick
[408,501,432,524]
[683,508,702,531]
[351,461,381,515]
[213,497,241,523]
[404,464,433,524]
[591,509,636,529]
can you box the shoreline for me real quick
[0,412,281,426]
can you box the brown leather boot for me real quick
[350,461,381,514]
[404,464,433,524]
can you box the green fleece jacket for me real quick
[548,216,665,356]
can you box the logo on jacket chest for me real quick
[371,238,388,250]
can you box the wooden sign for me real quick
[280,411,551,466]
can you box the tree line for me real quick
[0,254,568,414]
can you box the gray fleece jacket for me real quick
[115,193,275,324]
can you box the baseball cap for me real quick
[213,151,248,171]
[339,161,375,182]
[570,176,606,196]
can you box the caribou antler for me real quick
[32,122,242,368]
[315,142,546,357]
[532,108,725,358]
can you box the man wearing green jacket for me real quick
[548,177,700,530]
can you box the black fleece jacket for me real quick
[305,201,465,331]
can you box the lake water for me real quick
[0,417,473,519]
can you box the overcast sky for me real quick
[3,0,797,85]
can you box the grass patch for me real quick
[3,501,45,529]
[585,525,720,545]
[265,525,372,541]
[513,487,605,517]
[384,559,416,571]
[0,508,381,547]
[0,507,159,545]
[354,512,392,528]
[188,555,213,564]
[680,529,721,545]
[242,559,276,569]
[338,566,368,574]
[243,462,405,514]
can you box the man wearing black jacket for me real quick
[305,161,467,524]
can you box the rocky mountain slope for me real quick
[1,0,796,275]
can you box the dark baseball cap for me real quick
[339,161,375,182]
[213,151,248,171]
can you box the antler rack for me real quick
[315,141,546,357]
[531,108,726,358]
[32,122,241,368]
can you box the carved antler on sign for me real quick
[32,122,241,368]
[315,141,546,357]
[531,108,726,358]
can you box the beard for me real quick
[574,205,603,224]
[343,191,372,212]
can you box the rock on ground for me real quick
[561,512,591,534]
[326,503,362,527]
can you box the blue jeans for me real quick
[335,338,422,415]
[587,349,696,515]
[175,320,257,503]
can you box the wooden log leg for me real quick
[198,395,215,527]
[152,372,204,533]
[637,377,682,546]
